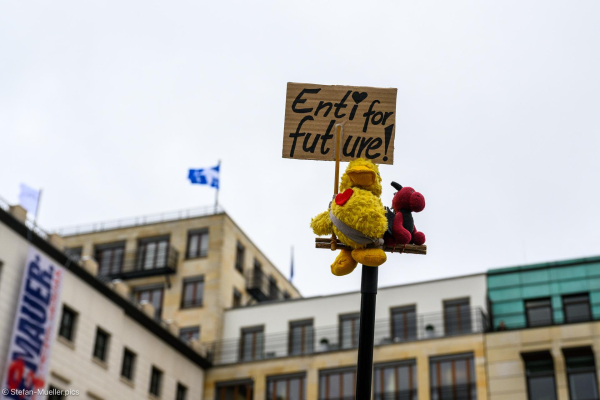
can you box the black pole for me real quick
[355,264,378,399]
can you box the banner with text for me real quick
[282,82,397,165]
[1,247,64,400]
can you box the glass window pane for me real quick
[398,366,410,392]
[113,248,123,272]
[184,283,194,303]
[459,304,472,333]
[144,242,156,269]
[276,380,287,399]
[328,374,340,399]
[527,307,553,327]
[200,232,209,256]
[341,320,352,349]
[157,240,168,267]
[454,360,468,384]
[256,331,264,358]
[528,376,557,400]
[291,326,301,355]
[569,372,599,400]
[305,325,313,353]
[289,378,301,400]
[243,333,253,360]
[440,361,453,387]
[565,303,591,323]
[342,372,354,397]
[188,234,198,257]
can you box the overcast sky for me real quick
[1,1,599,297]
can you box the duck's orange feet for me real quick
[351,248,387,267]
[331,249,358,276]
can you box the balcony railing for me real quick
[245,269,285,302]
[98,245,179,280]
[206,308,489,365]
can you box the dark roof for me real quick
[488,255,600,276]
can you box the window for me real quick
[58,305,77,342]
[48,386,65,400]
[240,326,264,361]
[374,361,417,400]
[182,276,204,308]
[522,351,557,400]
[233,288,242,308]
[121,348,136,381]
[269,276,278,300]
[65,247,82,262]
[284,291,291,300]
[289,319,314,356]
[187,229,209,259]
[216,380,253,400]
[235,241,245,273]
[444,298,472,335]
[267,373,305,400]
[176,383,187,400]
[430,353,477,400]
[149,366,162,397]
[525,298,553,327]
[134,286,164,319]
[179,326,200,343]
[340,313,360,349]
[93,327,110,362]
[563,347,599,400]
[320,367,356,400]
[95,242,125,276]
[391,306,417,341]
[563,294,591,323]
[136,236,169,270]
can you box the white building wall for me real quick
[219,273,487,363]
[0,221,205,400]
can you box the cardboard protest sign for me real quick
[283,82,397,165]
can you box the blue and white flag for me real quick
[189,164,220,189]
[18,184,40,216]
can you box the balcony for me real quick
[206,307,488,365]
[245,269,284,302]
[98,245,179,280]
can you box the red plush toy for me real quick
[384,182,426,246]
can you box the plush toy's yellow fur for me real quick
[311,159,387,248]
[310,159,388,273]
[339,158,383,197]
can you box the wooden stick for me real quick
[315,238,427,255]
[330,124,343,251]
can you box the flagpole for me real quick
[290,246,294,282]
[34,189,42,226]
[214,160,221,213]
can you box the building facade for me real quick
[58,209,301,345]
[2,195,600,400]
[486,257,600,400]
[206,273,489,400]
[0,204,210,400]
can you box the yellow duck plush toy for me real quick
[311,158,388,276]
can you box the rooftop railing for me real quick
[206,307,489,365]
[54,204,226,236]
[0,195,50,240]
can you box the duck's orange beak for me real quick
[347,166,376,186]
